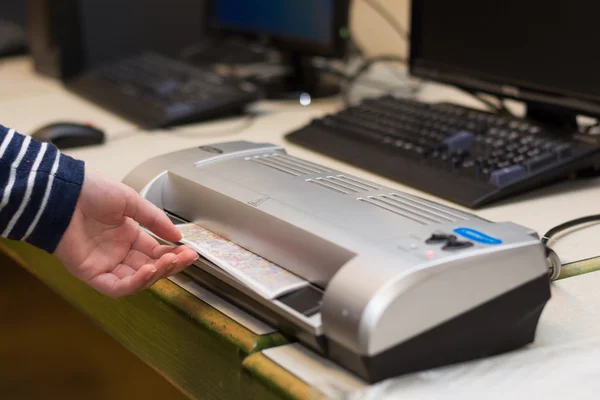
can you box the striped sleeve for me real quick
[0,124,85,253]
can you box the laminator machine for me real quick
[123,141,552,383]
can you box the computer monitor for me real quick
[28,0,206,79]
[209,0,350,100]
[410,0,600,129]
[0,0,26,26]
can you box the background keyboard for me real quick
[285,95,600,208]
[66,52,262,129]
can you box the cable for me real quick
[166,113,258,138]
[343,55,408,105]
[363,0,410,41]
[107,128,144,143]
[454,87,513,116]
[541,215,600,281]
[541,215,600,245]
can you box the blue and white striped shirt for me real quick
[0,124,84,253]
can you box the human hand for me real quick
[56,168,198,298]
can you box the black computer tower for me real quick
[27,0,83,79]
[26,0,207,80]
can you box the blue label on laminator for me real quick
[453,228,502,245]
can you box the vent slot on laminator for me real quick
[358,193,469,225]
[307,175,381,194]
[247,153,330,176]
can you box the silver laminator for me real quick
[124,141,551,383]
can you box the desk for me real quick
[2,56,600,399]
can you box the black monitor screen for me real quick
[213,0,340,53]
[0,0,25,26]
[79,0,206,70]
[410,0,600,112]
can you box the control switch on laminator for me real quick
[123,141,551,383]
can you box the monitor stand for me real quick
[525,103,579,132]
[255,53,342,102]
[526,103,600,177]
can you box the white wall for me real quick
[351,0,410,57]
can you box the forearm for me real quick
[0,124,85,253]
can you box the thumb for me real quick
[123,186,182,242]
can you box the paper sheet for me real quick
[176,223,308,299]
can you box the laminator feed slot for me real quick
[276,286,324,317]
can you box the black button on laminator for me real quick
[426,233,456,244]
[443,238,474,250]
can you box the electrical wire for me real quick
[454,87,513,116]
[107,128,144,143]
[338,55,512,114]
[342,55,408,105]
[363,0,410,41]
[541,215,600,245]
[165,113,258,138]
[542,215,600,280]
[357,1,512,115]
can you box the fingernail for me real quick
[194,254,200,261]
[167,257,179,271]
[146,268,157,281]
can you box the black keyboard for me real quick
[66,52,262,129]
[285,95,600,208]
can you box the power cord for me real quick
[356,1,516,114]
[542,215,600,281]
[459,88,514,116]
[164,113,258,138]
[342,55,409,105]
[541,215,600,245]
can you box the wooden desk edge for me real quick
[243,352,328,400]
[0,240,288,354]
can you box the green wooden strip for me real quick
[0,239,291,400]
[242,353,326,400]
[557,257,600,280]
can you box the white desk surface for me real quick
[2,56,600,399]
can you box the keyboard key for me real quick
[508,131,521,141]
[527,148,541,158]
[444,131,475,152]
[489,165,527,186]
[480,167,492,181]
[459,160,478,178]
[496,161,511,169]
[512,155,526,164]
[166,102,194,118]
[155,79,180,95]
[524,152,556,171]
[555,143,572,158]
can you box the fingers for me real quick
[88,248,199,298]
[123,187,182,243]
[89,253,178,298]
[88,264,159,299]
[131,229,178,259]
[111,264,138,279]
[131,230,198,270]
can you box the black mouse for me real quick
[31,122,105,149]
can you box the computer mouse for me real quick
[31,122,105,149]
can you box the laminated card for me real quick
[176,223,309,299]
